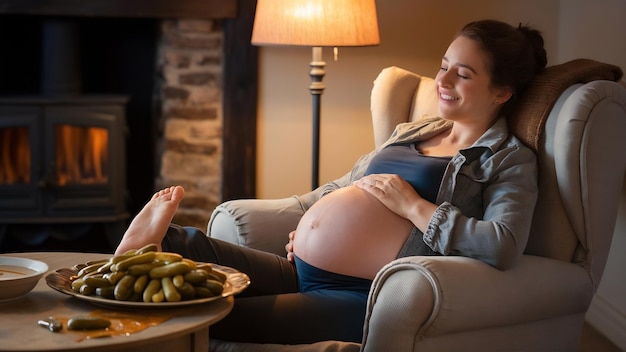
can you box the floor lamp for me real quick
[251,0,380,190]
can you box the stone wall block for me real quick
[162,86,190,100]
[177,19,216,33]
[161,151,219,179]
[163,48,192,68]
[189,120,222,139]
[180,72,217,86]
[166,106,219,120]
[188,87,221,104]
[197,54,221,67]
[163,31,222,50]
[193,178,221,203]
[165,118,222,141]
[165,139,219,155]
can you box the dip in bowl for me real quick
[0,256,49,303]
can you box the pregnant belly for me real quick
[293,185,414,279]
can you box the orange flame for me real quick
[0,127,30,184]
[0,125,108,186]
[55,125,109,186]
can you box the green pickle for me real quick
[67,316,111,330]
[161,276,182,302]
[149,261,190,279]
[136,243,158,254]
[95,286,115,299]
[114,274,137,301]
[143,279,161,303]
[134,274,150,293]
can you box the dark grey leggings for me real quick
[162,224,368,344]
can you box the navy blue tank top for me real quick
[365,143,451,203]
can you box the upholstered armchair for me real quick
[207,60,626,352]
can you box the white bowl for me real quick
[0,256,49,303]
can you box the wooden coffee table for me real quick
[0,252,234,352]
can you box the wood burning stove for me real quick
[0,19,131,248]
[0,96,129,244]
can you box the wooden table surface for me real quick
[0,252,234,352]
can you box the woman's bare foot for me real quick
[115,186,185,255]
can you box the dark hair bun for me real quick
[518,24,547,74]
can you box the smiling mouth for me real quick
[440,93,459,101]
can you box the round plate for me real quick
[45,262,250,308]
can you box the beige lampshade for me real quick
[251,0,380,47]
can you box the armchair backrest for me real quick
[370,67,438,147]
[369,62,626,289]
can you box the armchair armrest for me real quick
[362,255,593,352]
[207,196,307,255]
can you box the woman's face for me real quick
[435,35,509,124]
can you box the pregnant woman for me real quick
[115,19,546,344]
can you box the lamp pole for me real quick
[251,0,379,190]
[309,46,325,190]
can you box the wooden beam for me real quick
[221,0,257,200]
[0,0,237,19]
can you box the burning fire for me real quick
[0,127,30,184]
[55,125,109,186]
[0,125,109,186]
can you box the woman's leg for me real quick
[162,224,299,296]
[162,225,367,344]
[212,289,368,344]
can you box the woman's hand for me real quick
[355,174,436,231]
[285,230,296,262]
[355,174,418,218]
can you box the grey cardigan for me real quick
[318,116,538,270]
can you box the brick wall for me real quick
[156,19,223,231]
